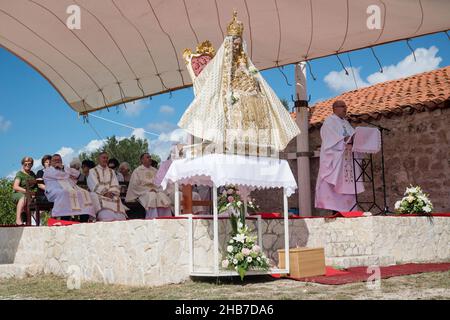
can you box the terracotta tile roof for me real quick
[291,66,450,127]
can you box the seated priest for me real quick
[87,152,128,222]
[125,153,172,219]
[43,154,95,220]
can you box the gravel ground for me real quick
[0,271,449,300]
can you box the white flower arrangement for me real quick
[221,223,270,280]
[218,185,259,220]
[395,185,433,215]
[218,185,267,280]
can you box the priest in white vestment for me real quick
[87,152,128,222]
[315,100,364,212]
[44,154,95,219]
[125,153,172,219]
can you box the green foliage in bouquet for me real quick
[395,185,433,215]
[217,185,259,234]
[221,222,270,280]
[218,185,268,279]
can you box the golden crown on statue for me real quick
[227,10,244,37]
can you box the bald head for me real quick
[332,100,347,119]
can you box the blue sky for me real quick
[0,32,449,178]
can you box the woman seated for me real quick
[108,158,124,182]
[78,159,96,185]
[35,154,52,201]
[12,156,37,225]
[118,162,132,183]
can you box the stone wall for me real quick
[191,216,449,269]
[253,107,450,215]
[1,216,449,285]
[0,220,190,286]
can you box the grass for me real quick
[0,271,449,300]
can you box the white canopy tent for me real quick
[0,0,449,114]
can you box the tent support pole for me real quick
[213,183,219,275]
[295,62,312,216]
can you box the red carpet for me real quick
[252,212,450,219]
[47,218,80,226]
[329,211,365,218]
[272,263,450,285]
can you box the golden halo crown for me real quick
[226,11,244,37]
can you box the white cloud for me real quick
[0,115,12,132]
[32,158,42,172]
[6,170,17,179]
[123,99,150,117]
[159,105,175,114]
[367,46,442,85]
[112,126,186,161]
[324,46,442,94]
[147,121,178,133]
[324,67,369,93]
[55,147,77,166]
[130,128,146,140]
[158,128,189,143]
[79,139,106,154]
[148,128,189,161]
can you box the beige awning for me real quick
[1,0,449,114]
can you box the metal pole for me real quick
[174,181,180,216]
[295,62,312,216]
[213,183,219,275]
[380,129,389,214]
[283,188,290,273]
[188,214,193,273]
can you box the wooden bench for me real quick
[25,179,53,226]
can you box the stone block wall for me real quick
[0,220,191,286]
[1,217,449,286]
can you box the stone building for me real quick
[253,66,450,215]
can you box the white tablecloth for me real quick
[160,153,298,197]
[352,127,381,154]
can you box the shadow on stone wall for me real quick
[262,219,310,266]
[0,226,24,264]
[191,218,311,272]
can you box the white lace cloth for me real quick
[352,127,381,154]
[160,153,298,197]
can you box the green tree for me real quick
[79,135,159,170]
[0,178,16,225]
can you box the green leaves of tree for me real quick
[79,135,160,170]
[0,179,16,224]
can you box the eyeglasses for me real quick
[24,163,33,166]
